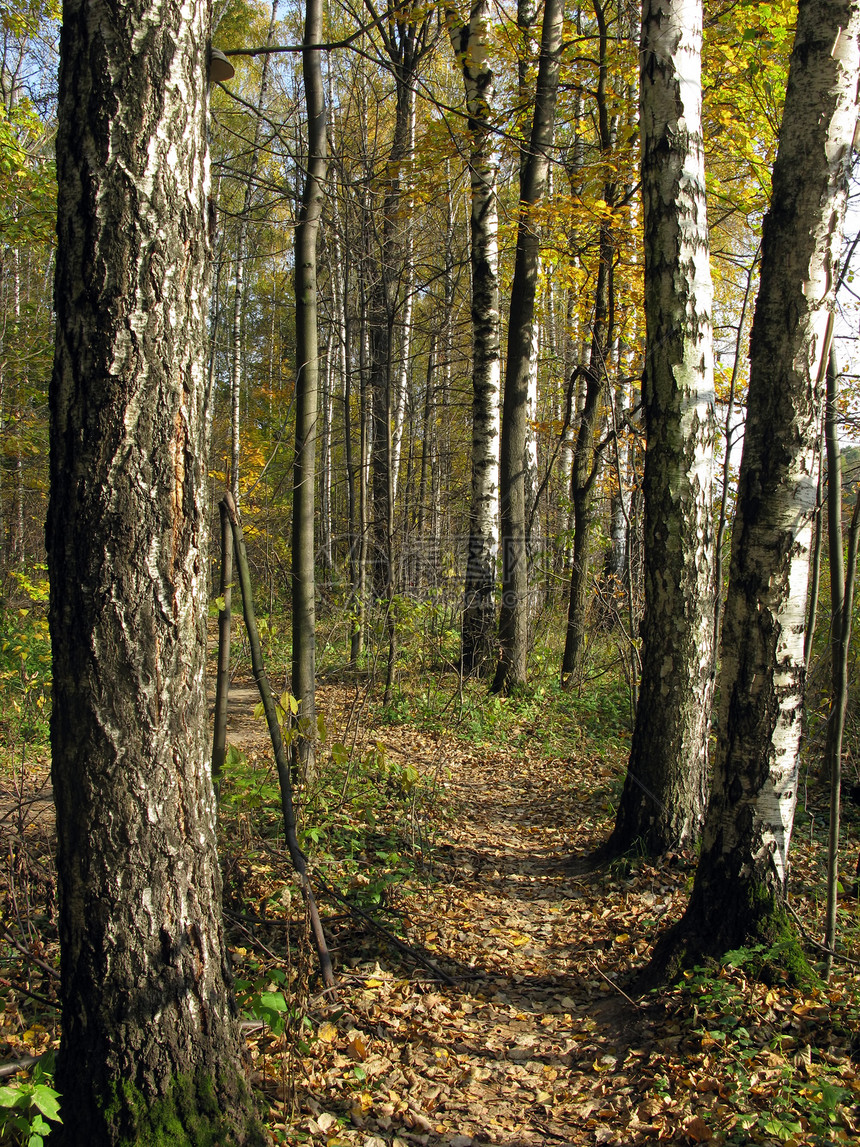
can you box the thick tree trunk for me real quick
[292,0,328,781]
[492,0,564,694]
[606,0,716,857]
[47,2,260,1142]
[448,0,501,677]
[654,0,860,971]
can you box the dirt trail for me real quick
[255,685,695,1147]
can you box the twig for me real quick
[0,976,57,1009]
[314,873,459,986]
[1,929,60,981]
[786,901,860,968]
[223,492,336,991]
[586,956,642,1009]
[0,1053,41,1079]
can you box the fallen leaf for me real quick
[685,1115,712,1142]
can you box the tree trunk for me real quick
[823,346,860,976]
[605,0,716,857]
[560,0,618,684]
[47,2,260,1141]
[492,0,564,694]
[653,0,860,971]
[368,6,429,601]
[292,0,328,781]
[561,227,613,682]
[228,1,279,505]
[447,0,502,677]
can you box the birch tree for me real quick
[605,0,716,856]
[654,0,860,968]
[292,0,327,780]
[47,0,261,1139]
[447,0,501,676]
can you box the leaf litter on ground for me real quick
[1,679,859,1147]
[225,683,860,1147]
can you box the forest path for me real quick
[227,680,700,1147]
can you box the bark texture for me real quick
[560,0,619,684]
[606,0,715,855]
[292,0,328,779]
[48,2,259,1142]
[447,1,501,676]
[492,0,564,694]
[657,0,860,966]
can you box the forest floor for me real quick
[1,675,859,1146]
[218,679,860,1147]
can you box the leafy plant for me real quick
[0,1060,61,1147]
[0,567,51,748]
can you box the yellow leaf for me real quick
[318,1021,338,1043]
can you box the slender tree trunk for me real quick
[447,0,501,676]
[823,347,860,976]
[390,97,416,504]
[229,2,279,504]
[212,499,234,783]
[714,248,759,666]
[224,494,335,988]
[560,1,618,683]
[561,226,614,682]
[47,1,261,1140]
[653,0,860,971]
[492,0,564,694]
[368,7,429,600]
[292,0,328,781]
[605,0,716,857]
[318,333,333,577]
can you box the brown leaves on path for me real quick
[252,691,860,1147]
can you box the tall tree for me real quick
[654,0,860,969]
[47,1,260,1141]
[492,0,564,694]
[447,0,502,676]
[228,1,279,506]
[292,0,328,779]
[560,0,631,684]
[604,0,716,856]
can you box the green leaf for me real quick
[258,991,288,1013]
[30,1086,61,1122]
[0,1085,27,1109]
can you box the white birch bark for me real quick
[390,95,416,504]
[607,0,716,855]
[670,0,860,958]
[447,0,502,674]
